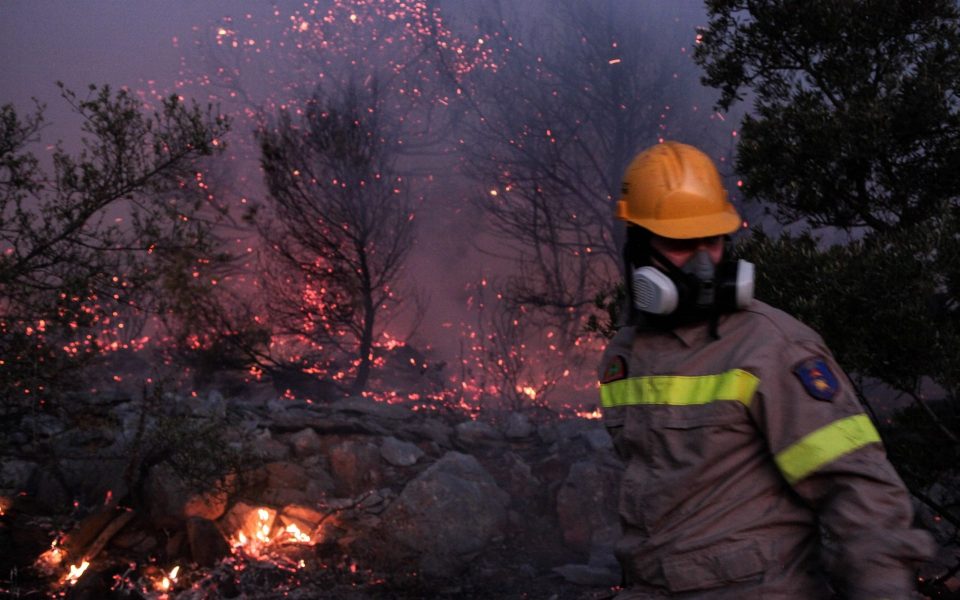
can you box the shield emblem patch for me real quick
[793,358,839,401]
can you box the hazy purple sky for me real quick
[0,1,240,120]
[1,1,710,113]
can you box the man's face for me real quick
[649,234,724,269]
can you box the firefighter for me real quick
[599,141,934,599]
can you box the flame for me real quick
[65,560,90,585]
[34,539,67,577]
[157,565,180,592]
[256,508,272,543]
[232,506,313,557]
[285,523,311,543]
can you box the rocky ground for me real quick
[0,379,626,599]
[4,350,960,599]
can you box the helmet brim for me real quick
[624,209,742,239]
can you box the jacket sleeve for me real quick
[748,338,935,600]
[598,327,633,460]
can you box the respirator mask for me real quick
[631,249,754,316]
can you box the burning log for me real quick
[80,508,135,563]
[59,504,135,566]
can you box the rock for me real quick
[588,533,621,572]
[110,527,158,554]
[399,419,453,447]
[454,420,503,446]
[183,487,230,521]
[266,461,310,491]
[166,530,186,559]
[328,440,382,496]
[552,563,620,586]
[331,397,412,421]
[0,460,36,495]
[552,418,599,444]
[186,517,231,567]
[380,451,509,577]
[196,390,227,419]
[503,412,534,439]
[380,436,424,467]
[281,504,326,528]
[289,427,323,457]
[500,452,540,503]
[580,427,614,451]
[28,468,71,513]
[304,464,337,498]
[555,460,621,554]
[184,474,234,521]
[53,457,127,508]
[537,422,559,446]
[250,429,290,461]
[259,487,309,506]
[357,488,395,514]
[146,464,230,525]
[20,414,66,440]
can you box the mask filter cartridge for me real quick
[631,259,755,315]
[632,266,679,315]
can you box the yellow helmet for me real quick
[616,141,742,239]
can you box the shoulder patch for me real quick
[793,358,839,401]
[600,355,628,384]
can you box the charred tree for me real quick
[257,84,415,395]
[456,0,726,351]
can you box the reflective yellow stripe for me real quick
[775,414,881,485]
[600,369,759,408]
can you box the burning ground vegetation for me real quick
[0,358,626,600]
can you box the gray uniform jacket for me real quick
[598,300,934,599]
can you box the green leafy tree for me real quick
[695,0,960,567]
[0,84,228,447]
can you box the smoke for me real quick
[1,0,745,408]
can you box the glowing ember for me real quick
[576,408,603,420]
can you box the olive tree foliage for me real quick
[695,0,960,548]
[0,84,228,448]
[255,84,415,395]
